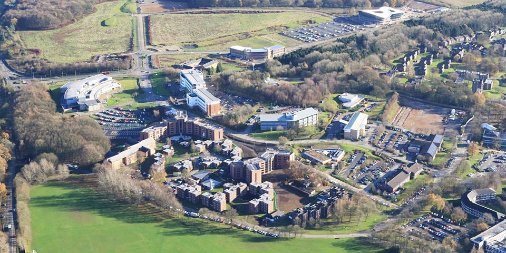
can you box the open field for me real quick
[303,212,387,235]
[29,180,383,253]
[391,99,449,135]
[420,0,487,7]
[19,1,133,63]
[149,12,331,51]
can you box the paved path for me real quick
[5,160,17,253]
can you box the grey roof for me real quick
[423,143,439,157]
[181,69,205,86]
[194,88,220,104]
[268,45,285,51]
[258,108,318,123]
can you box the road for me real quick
[4,160,17,253]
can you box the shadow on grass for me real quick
[30,181,280,243]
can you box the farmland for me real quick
[29,180,383,253]
[19,0,133,63]
[149,12,331,51]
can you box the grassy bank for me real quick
[20,0,133,63]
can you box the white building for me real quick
[358,7,404,23]
[60,74,121,111]
[179,70,221,117]
[471,219,506,253]
[180,69,206,93]
[343,112,368,141]
[338,93,364,108]
[258,108,319,131]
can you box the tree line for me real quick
[12,84,110,166]
[186,0,407,8]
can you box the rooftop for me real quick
[194,88,221,104]
[343,112,368,132]
[258,108,318,123]
[180,69,205,86]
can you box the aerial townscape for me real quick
[0,0,506,252]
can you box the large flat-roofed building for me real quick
[358,7,404,23]
[60,74,121,112]
[187,88,221,117]
[343,112,368,141]
[229,45,285,61]
[166,111,224,141]
[258,108,319,131]
[179,70,221,117]
[471,219,506,253]
[105,138,156,170]
[180,69,206,93]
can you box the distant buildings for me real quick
[229,45,285,61]
[60,74,121,112]
[358,7,404,23]
[178,58,218,71]
[407,134,444,162]
[104,138,157,170]
[343,112,368,141]
[471,219,506,253]
[258,108,319,131]
[461,188,504,221]
[338,93,364,108]
[179,70,221,117]
[481,123,506,150]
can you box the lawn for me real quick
[20,0,133,63]
[149,72,171,97]
[250,130,287,140]
[106,78,141,107]
[30,181,383,253]
[303,212,387,235]
[150,12,331,51]
[427,0,487,7]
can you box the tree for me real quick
[468,142,481,157]
[426,193,445,211]
[278,136,288,146]
[216,62,224,73]
[223,208,238,223]
[0,183,7,202]
[450,207,467,223]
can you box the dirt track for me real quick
[391,99,449,135]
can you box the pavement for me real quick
[4,160,17,253]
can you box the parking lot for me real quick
[281,17,371,43]
[94,108,151,139]
[369,129,409,155]
[403,213,467,243]
[471,151,506,175]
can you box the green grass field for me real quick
[30,181,382,253]
[250,130,287,140]
[20,0,133,63]
[149,72,171,97]
[106,78,140,107]
[303,212,386,235]
[150,12,331,51]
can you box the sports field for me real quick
[19,0,133,63]
[30,181,382,253]
[149,12,331,51]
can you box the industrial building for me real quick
[60,74,121,112]
[338,93,364,108]
[258,108,319,131]
[343,112,368,141]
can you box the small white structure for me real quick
[343,112,368,141]
[338,93,364,108]
[60,74,121,111]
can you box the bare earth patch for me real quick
[391,99,449,135]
